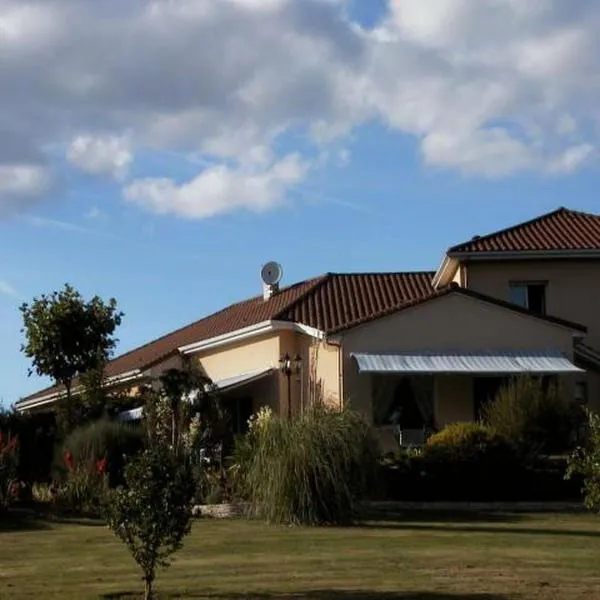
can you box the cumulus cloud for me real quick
[0,164,52,216]
[66,134,132,179]
[1,0,600,218]
[124,154,308,219]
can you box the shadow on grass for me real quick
[359,510,526,524]
[0,511,51,532]
[362,522,600,539]
[0,508,105,532]
[103,591,510,600]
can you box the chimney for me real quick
[263,282,279,301]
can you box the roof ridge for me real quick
[448,207,567,253]
[273,273,332,321]
[327,270,436,276]
[561,206,600,220]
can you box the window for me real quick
[372,375,434,428]
[509,281,547,315]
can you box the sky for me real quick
[2,0,600,405]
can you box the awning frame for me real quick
[118,367,275,422]
[351,350,584,375]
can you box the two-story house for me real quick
[15,207,600,450]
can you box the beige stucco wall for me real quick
[194,333,286,415]
[465,258,600,411]
[465,259,600,346]
[435,376,474,428]
[340,292,580,426]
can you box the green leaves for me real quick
[20,283,124,393]
[566,410,600,513]
[104,445,195,599]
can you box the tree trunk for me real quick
[144,576,153,600]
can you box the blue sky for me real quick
[1,0,600,405]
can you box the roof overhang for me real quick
[575,343,600,372]
[15,369,144,413]
[433,249,600,290]
[117,368,275,422]
[352,351,584,375]
[432,255,459,289]
[178,320,324,356]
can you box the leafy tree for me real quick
[20,284,123,433]
[566,410,600,512]
[103,445,195,600]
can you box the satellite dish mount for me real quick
[261,262,283,299]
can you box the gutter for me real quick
[178,320,325,355]
[15,369,144,412]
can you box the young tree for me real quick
[103,445,195,599]
[20,284,123,432]
[566,410,600,513]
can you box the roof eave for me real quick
[432,256,459,289]
[448,249,600,261]
[15,369,144,412]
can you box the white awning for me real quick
[351,351,583,375]
[117,368,274,422]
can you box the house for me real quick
[15,207,600,450]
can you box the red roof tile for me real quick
[449,207,600,254]
[17,270,586,405]
[17,272,434,404]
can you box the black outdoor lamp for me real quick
[279,352,302,418]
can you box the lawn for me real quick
[1,512,599,600]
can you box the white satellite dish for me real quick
[261,261,283,286]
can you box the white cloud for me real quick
[124,154,308,219]
[1,0,600,218]
[0,165,52,216]
[66,134,132,179]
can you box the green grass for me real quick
[1,512,600,599]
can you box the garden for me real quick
[2,284,600,599]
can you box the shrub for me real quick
[566,410,600,513]
[0,409,56,484]
[0,432,19,514]
[482,376,581,458]
[104,445,195,600]
[233,405,379,525]
[59,418,144,486]
[55,448,109,516]
[423,422,512,463]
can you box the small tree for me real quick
[482,375,579,458]
[20,284,123,434]
[104,445,195,599]
[566,410,600,512]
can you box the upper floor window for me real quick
[509,281,547,315]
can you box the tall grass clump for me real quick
[59,418,145,486]
[233,405,379,526]
[481,376,583,458]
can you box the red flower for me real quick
[64,449,74,472]
[96,458,108,475]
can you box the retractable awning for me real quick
[118,368,274,422]
[351,351,583,375]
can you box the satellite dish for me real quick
[261,261,283,286]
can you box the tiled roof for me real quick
[449,207,600,254]
[18,270,586,405]
[17,272,434,404]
